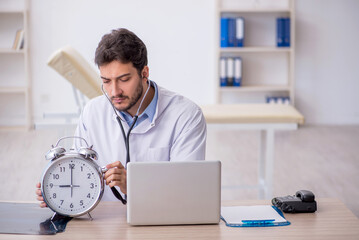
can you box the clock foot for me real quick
[50,212,57,221]
[87,212,93,221]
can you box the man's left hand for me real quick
[104,161,127,194]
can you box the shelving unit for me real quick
[216,0,295,105]
[0,0,31,130]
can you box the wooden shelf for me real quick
[0,48,25,54]
[0,10,25,14]
[0,125,27,131]
[0,0,31,130]
[0,87,27,93]
[220,47,292,53]
[216,0,295,104]
[220,85,290,92]
[220,8,291,13]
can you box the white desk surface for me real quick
[201,104,305,124]
[1,199,358,240]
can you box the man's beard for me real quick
[112,81,143,112]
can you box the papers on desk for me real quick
[221,205,290,227]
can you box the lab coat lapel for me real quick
[131,85,170,135]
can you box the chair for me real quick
[45,46,102,123]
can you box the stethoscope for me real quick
[101,77,152,204]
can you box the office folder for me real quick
[221,205,290,227]
[233,57,242,86]
[235,17,244,47]
[226,57,234,86]
[266,96,291,105]
[220,18,229,47]
[220,57,227,86]
[284,18,290,47]
[277,18,290,47]
[221,17,245,48]
[228,18,236,47]
[276,18,284,47]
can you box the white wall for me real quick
[295,0,359,124]
[29,0,217,125]
[29,0,359,126]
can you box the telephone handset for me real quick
[272,190,317,213]
[296,190,315,202]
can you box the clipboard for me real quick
[221,205,291,227]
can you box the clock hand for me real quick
[57,185,80,187]
[71,166,73,198]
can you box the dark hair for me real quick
[95,28,148,75]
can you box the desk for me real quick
[201,104,305,199]
[1,199,358,240]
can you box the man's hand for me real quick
[35,182,47,208]
[104,161,127,194]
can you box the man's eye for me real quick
[120,78,130,82]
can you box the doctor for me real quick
[36,28,206,204]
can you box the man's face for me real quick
[100,61,145,114]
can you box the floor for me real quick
[0,124,358,218]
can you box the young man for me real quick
[36,28,206,204]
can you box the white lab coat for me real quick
[74,84,207,200]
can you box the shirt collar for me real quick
[119,81,158,128]
[142,81,158,123]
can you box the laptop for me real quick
[126,160,221,225]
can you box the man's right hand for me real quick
[35,182,47,208]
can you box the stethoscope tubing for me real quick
[101,78,152,204]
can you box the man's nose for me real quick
[111,82,123,97]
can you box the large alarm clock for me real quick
[41,136,105,218]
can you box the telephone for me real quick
[272,190,317,213]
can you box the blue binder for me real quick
[220,18,229,47]
[226,57,234,86]
[220,57,227,86]
[276,18,284,47]
[277,18,290,47]
[233,57,242,86]
[221,17,245,48]
[235,17,244,47]
[227,18,236,47]
[266,96,291,104]
[284,18,290,47]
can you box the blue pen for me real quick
[241,219,275,227]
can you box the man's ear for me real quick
[141,66,149,79]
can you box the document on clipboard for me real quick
[221,205,290,227]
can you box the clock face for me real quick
[41,155,104,217]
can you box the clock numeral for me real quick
[81,166,83,172]
[60,200,64,205]
[53,174,59,180]
[60,167,66,172]
[70,203,74,208]
[53,193,56,198]
[49,183,53,188]
[87,193,91,198]
[87,173,91,179]
[90,183,94,189]
[80,200,84,206]
[69,164,75,169]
